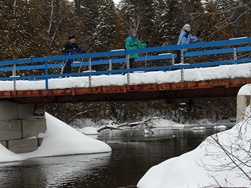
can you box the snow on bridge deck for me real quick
[0,62,251,103]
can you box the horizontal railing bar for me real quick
[1,45,250,72]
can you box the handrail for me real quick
[1,37,250,66]
[0,37,250,90]
[0,45,250,72]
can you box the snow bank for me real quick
[0,113,111,163]
[152,118,184,129]
[213,125,227,131]
[77,127,98,135]
[137,119,251,188]
[0,144,21,162]
[238,84,251,95]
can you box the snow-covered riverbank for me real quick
[137,118,250,187]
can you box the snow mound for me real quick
[152,118,184,129]
[238,84,251,95]
[77,127,99,135]
[0,113,111,163]
[213,125,227,131]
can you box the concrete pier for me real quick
[0,101,46,153]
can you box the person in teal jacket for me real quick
[125,28,147,68]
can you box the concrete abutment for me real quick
[0,100,46,153]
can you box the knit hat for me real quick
[183,24,191,30]
[68,35,75,40]
[130,28,137,33]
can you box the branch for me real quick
[211,134,251,181]
[97,116,159,133]
[117,116,158,128]
[97,125,123,132]
[13,0,17,15]
[67,109,95,124]
[48,0,54,36]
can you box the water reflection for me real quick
[0,153,111,188]
[0,128,218,188]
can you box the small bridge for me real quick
[0,37,251,104]
[1,37,251,153]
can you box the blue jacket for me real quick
[177,29,198,50]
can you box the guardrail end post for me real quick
[126,54,130,85]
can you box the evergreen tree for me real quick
[93,0,118,51]
[159,0,183,45]
[119,0,164,45]
[74,0,122,52]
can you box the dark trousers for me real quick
[129,58,135,68]
[175,50,185,64]
[63,61,72,73]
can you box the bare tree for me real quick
[182,1,251,40]
[48,0,54,36]
[199,116,251,187]
[13,0,17,15]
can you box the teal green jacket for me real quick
[125,35,147,58]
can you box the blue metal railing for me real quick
[0,37,250,90]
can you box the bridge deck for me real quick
[1,78,249,104]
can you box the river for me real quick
[0,128,218,188]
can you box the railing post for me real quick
[172,54,175,65]
[180,50,184,64]
[88,58,92,87]
[109,59,112,75]
[180,50,184,81]
[109,59,112,71]
[181,69,184,82]
[11,64,21,91]
[12,64,16,76]
[12,64,17,90]
[126,54,130,85]
[234,48,237,62]
[45,61,49,90]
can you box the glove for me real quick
[78,50,83,54]
[196,31,201,37]
[68,59,74,64]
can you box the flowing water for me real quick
[0,128,218,188]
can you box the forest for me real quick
[1,0,251,124]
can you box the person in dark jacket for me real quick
[62,35,83,73]
[175,24,200,64]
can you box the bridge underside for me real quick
[0,78,250,104]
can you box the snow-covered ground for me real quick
[137,119,251,188]
[137,85,251,188]
[0,63,251,91]
[0,113,111,163]
[75,117,234,133]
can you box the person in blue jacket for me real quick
[62,35,83,73]
[175,24,200,64]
